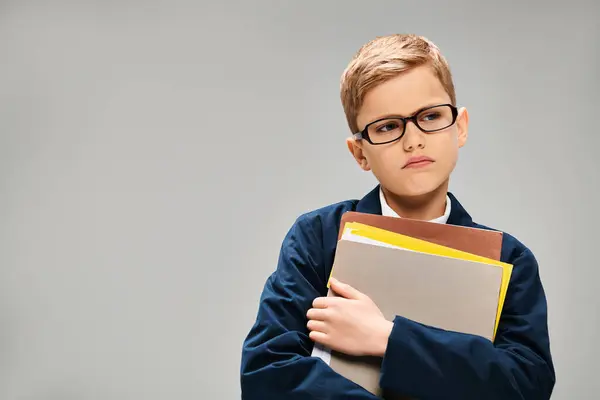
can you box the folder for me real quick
[335,212,511,338]
[335,222,513,339]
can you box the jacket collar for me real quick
[355,184,474,227]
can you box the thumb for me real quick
[329,277,363,300]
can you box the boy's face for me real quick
[347,65,469,198]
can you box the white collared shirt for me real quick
[379,187,451,224]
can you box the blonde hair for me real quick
[340,34,456,133]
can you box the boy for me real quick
[240,34,555,399]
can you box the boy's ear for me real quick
[456,107,469,148]
[346,137,371,171]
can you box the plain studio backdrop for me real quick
[1,0,598,399]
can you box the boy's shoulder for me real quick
[291,198,360,249]
[295,198,359,227]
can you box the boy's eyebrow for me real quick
[369,100,451,121]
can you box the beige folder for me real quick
[313,238,503,397]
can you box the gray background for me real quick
[1,1,598,399]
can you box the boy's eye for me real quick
[420,112,441,121]
[374,120,403,133]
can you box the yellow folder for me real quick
[331,221,513,340]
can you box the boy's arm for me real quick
[378,247,556,400]
[240,215,378,400]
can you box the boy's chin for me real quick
[384,180,449,200]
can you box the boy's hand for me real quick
[307,277,393,357]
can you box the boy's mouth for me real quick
[403,156,434,169]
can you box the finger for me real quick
[313,296,344,309]
[309,330,329,346]
[307,319,329,334]
[306,307,329,321]
[329,277,364,300]
[312,296,330,309]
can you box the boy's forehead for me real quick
[357,65,450,125]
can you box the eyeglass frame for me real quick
[353,103,459,145]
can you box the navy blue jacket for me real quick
[240,186,555,399]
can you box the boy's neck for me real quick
[381,183,449,221]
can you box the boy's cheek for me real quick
[368,161,403,185]
[367,152,405,173]
[435,149,459,174]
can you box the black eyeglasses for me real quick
[353,104,458,145]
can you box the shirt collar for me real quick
[379,187,451,224]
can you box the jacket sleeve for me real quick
[378,247,556,399]
[240,215,379,399]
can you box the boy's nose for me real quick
[402,122,426,152]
